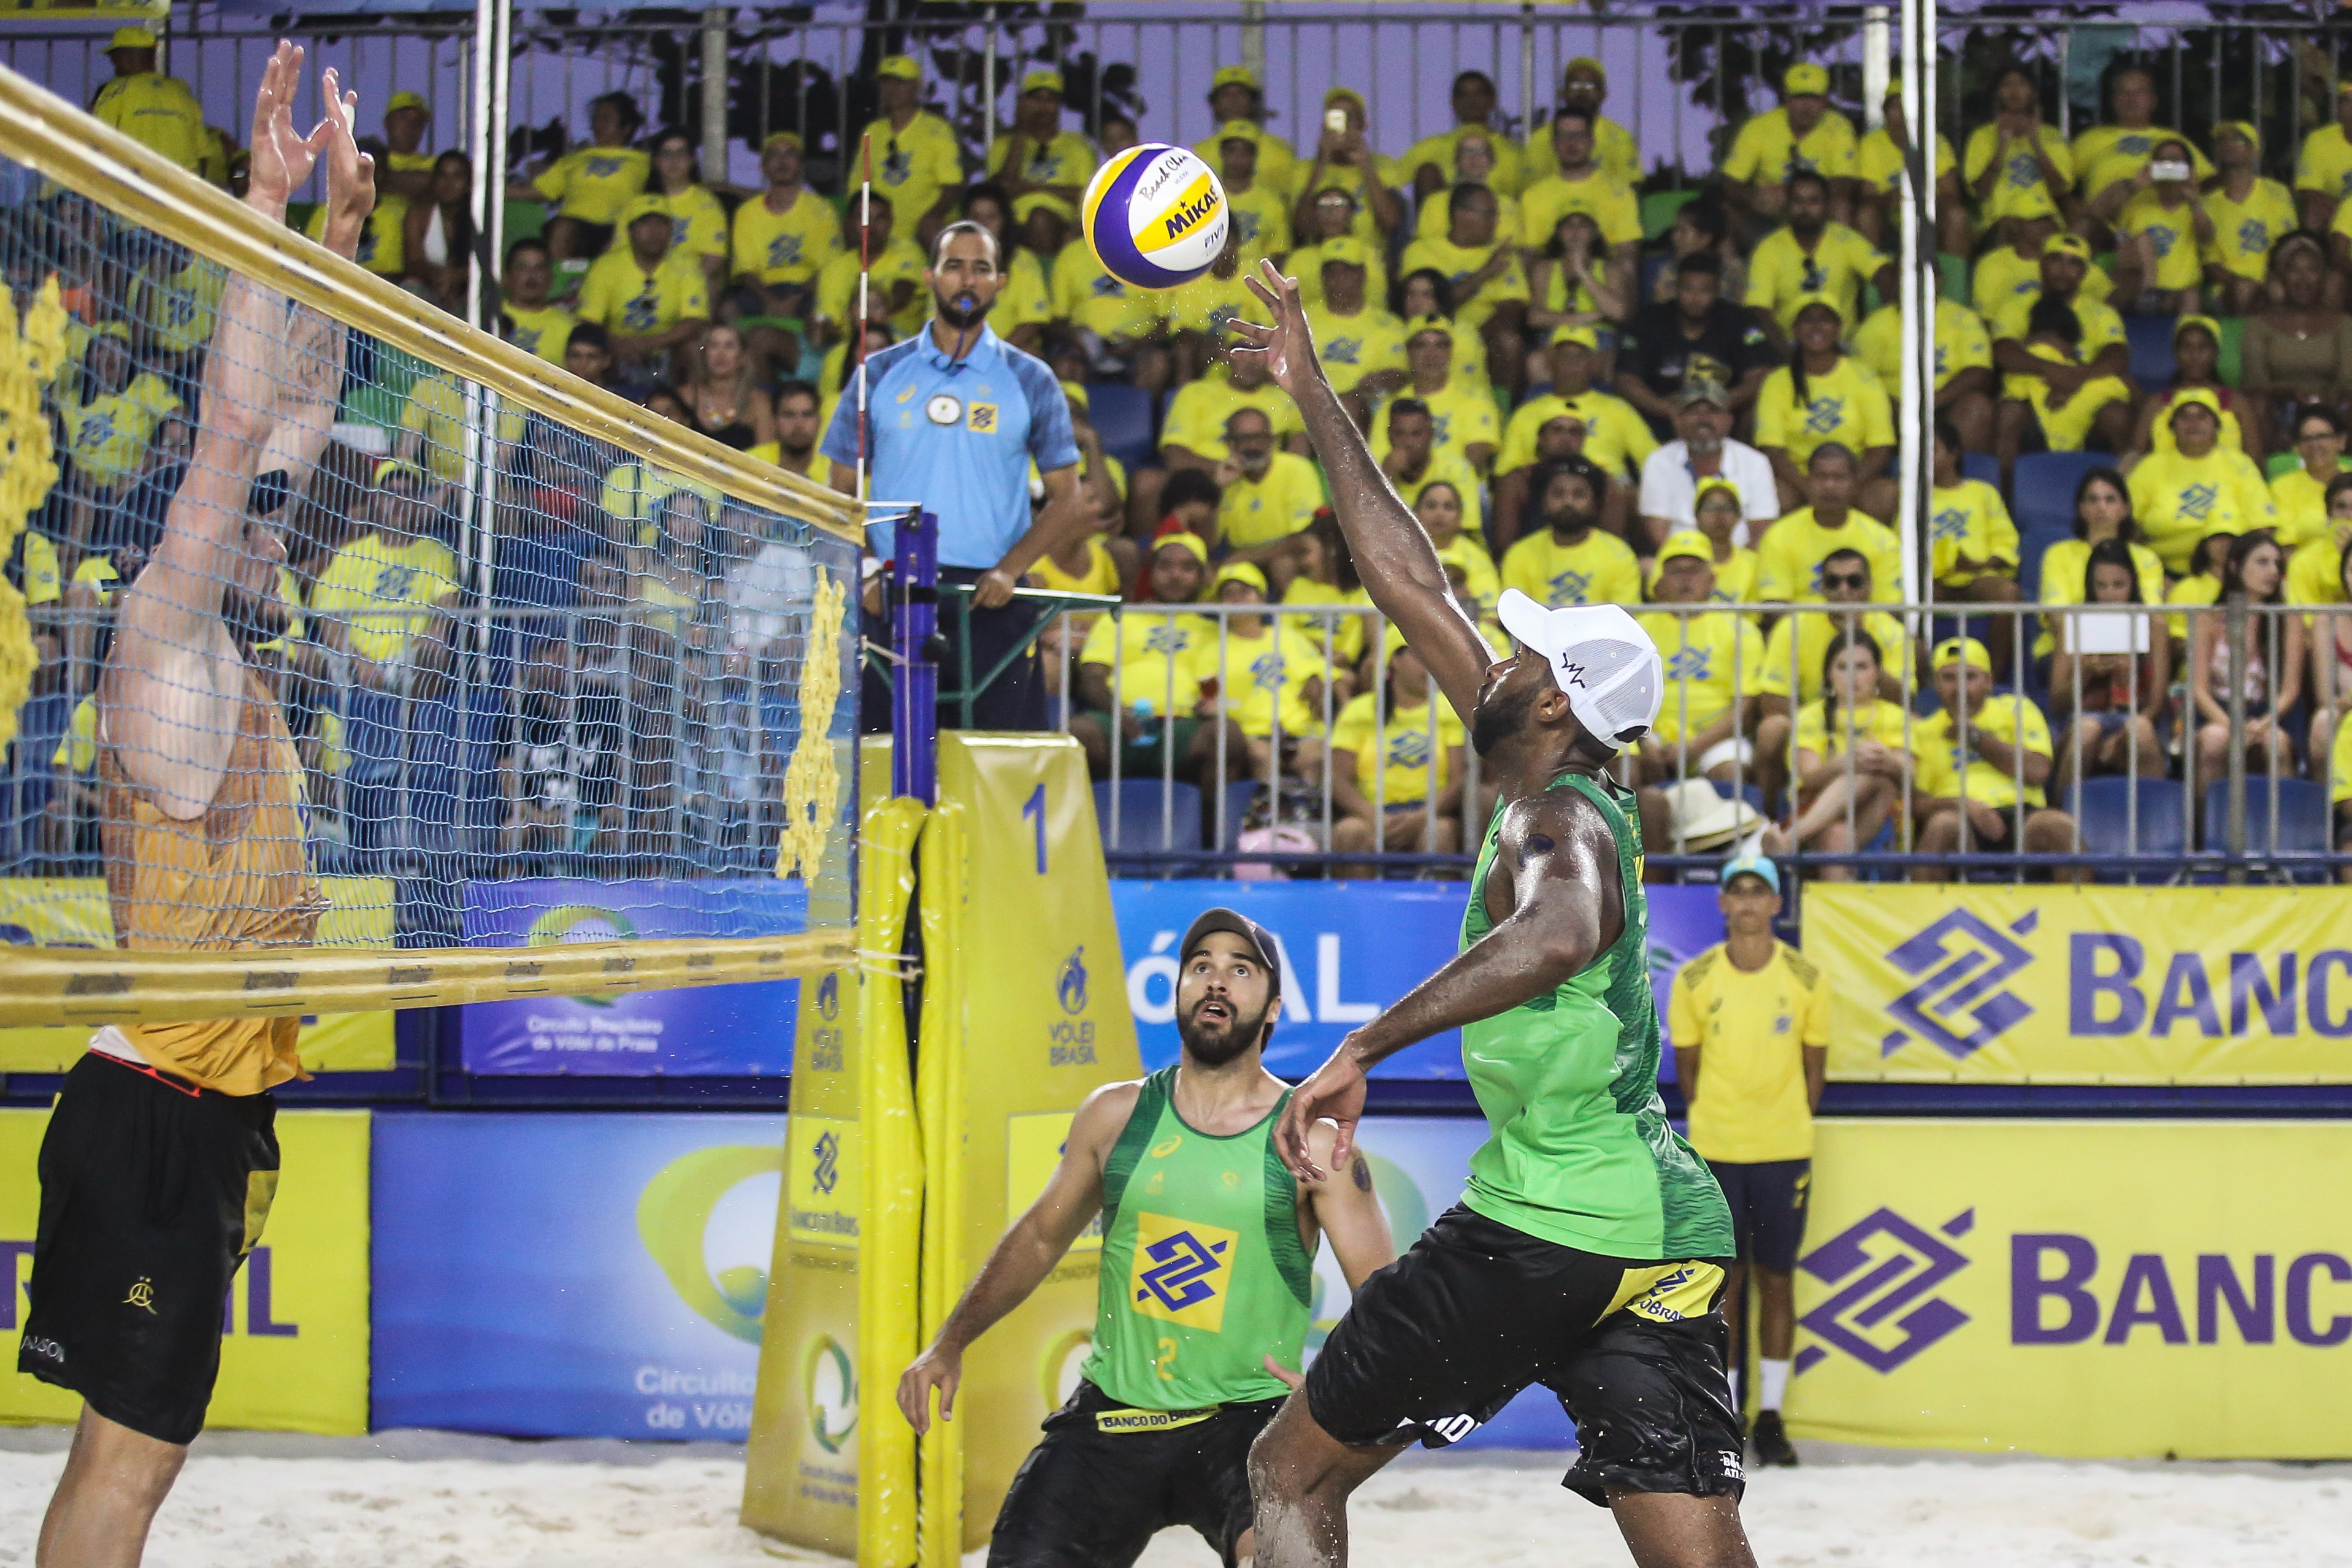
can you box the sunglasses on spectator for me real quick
[1820,570,1867,589]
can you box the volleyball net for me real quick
[0,60,863,1027]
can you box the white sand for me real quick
[0,1436,2343,1567]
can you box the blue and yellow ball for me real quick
[1080,143,1230,290]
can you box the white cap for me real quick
[1493,591,1663,753]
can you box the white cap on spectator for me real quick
[1493,591,1663,753]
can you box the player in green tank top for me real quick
[1228,259,1756,1568]
[897,909,1393,1568]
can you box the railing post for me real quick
[893,507,938,806]
[2226,596,2247,878]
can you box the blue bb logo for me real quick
[1139,1231,1228,1312]
[1880,909,2037,1058]
[1059,947,1089,1014]
[1796,1206,1974,1374]
[812,1130,840,1195]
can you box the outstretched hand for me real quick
[1274,1043,1368,1181]
[243,40,310,212]
[1232,258,1323,402]
[316,67,377,253]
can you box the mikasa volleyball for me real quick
[1081,143,1230,289]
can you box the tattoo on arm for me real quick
[1351,1156,1372,1193]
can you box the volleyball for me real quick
[1081,142,1230,290]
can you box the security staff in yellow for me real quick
[899,911,1393,1568]
[1669,857,1828,1473]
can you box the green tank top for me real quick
[1081,1067,1314,1410]
[1458,771,1733,1261]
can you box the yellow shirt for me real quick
[814,237,929,338]
[1197,621,1327,737]
[1972,241,2113,327]
[61,372,178,488]
[986,248,1054,340]
[1991,289,2126,354]
[90,72,204,172]
[1414,185,1524,247]
[2116,188,2204,291]
[1669,941,1828,1165]
[1723,105,1860,184]
[1500,528,1643,608]
[132,257,225,357]
[1050,242,1163,340]
[2287,532,2346,610]
[1330,694,1465,806]
[502,302,578,365]
[986,129,1099,221]
[1518,170,1642,248]
[1963,123,2075,222]
[1197,130,1301,199]
[1160,375,1303,460]
[1167,267,1276,342]
[1303,304,1408,396]
[1282,578,1373,668]
[17,530,57,606]
[1855,298,1992,392]
[306,201,406,278]
[1858,128,1955,194]
[1397,236,1529,331]
[862,110,965,235]
[1646,540,1761,613]
[610,185,729,261]
[1636,608,1759,744]
[1374,379,1500,468]
[1755,608,1913,700]
[1914,695,2053,810]
[1287,239,1390,315]
[1224,182,1295,259]
[1401,126,1530,197]
[2297,123,2352,202]
[579,248,711,337]
[1928,477,2019,581]
[1496,389,1657,480]
[2126,446,2280,573]
[729,186,841,285]
[2333,717,2352,805]
[2072,124,2213,201]
[310,533,461,664]
[2270,462,2352,550]
[1755,508,1904,604]
[1218,453,1325,549]
[1744,221,1883,335]
[399,372,532,482]
[1793,695,1911,760]
[532,145,652,224]
[1433,532,1501,618]
[1079,608,1214,714]
[2162,571,2224,642]
[1525,115,1641,188]
[1752,357,1895,468]
[2199,179,2299,283]
[1390,448,1488,543]
[2034,535,2166,657]
[1034,535,1122,603]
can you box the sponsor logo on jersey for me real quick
[1130,1212,1238,1331]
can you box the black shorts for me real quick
[18,1052,280,1445]
[1305,1205,1744,1508]
[987,1378,1282,1567]
[1709,1158,1812,1273]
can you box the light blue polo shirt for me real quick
[820,321,1080,570]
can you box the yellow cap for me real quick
[386,90,429,117]
[373,457,431,488]
[1214,64,1260,91]
[1539,405,1590,432]
[1060,378,1090,413]
[1564,56,1606,83]
[1325,86,1368,115]
[1792,298,1845,332]
[1933,636,1993,672]
[107,26,156,50]
[1316,235,1370,268]
[1404,313,1455,345]
[877,55,920,81]
[1785,63,1830,96]
[1214,561,1270,596]
[1692,476,1744,511]
[762,129,804,153]
[2006,183,2060,221]
[1152,532,1209,565]
[2044,232,2093,261]
[617,193,671,226]
[1021,68,1065,96]
[1216,119,1262,145]
[2174,313,2222,345]
[1550,323,1601,350]
[2167,385,2223,422]
[1656,532,1715,567]
[2216,120,2259,151]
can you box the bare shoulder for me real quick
[1068,1079,1147,1158]
[1296,1119,1372,1195]
[1498,780,1614,865]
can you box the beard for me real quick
[1176,992,1272,1066]
[933,286,988,329]
[1472,670,1541,757]
[1545,505,1596,537]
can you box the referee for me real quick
[1667,855,1828,1470]
[822,219,1088,729]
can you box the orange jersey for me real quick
[101,668,326,1095]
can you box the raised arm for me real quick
[262,72,370,491]
[1230,259,1493,723]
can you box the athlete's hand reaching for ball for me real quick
[1276,1042,1368,1182]
[1232,259,1325,402]
[897,1342,961,1435]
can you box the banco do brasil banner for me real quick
[1807,885,2352,1084]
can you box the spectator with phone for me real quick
[2049,538,2169,790]
[2102,138,2210,315]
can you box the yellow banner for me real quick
[1806,885,2352,1084]
[0,1107,370,1435]
[1790,1119,2352,1458]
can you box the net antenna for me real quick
[856,131,872,506]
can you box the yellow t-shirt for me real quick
[1194,131,1300,201]
[1972,241,2114,327]
[1496,389,1657,480]
[1396,236,1529,331]
[134,258,225,357]
[1330,694,1466,806]
[1218,453,1325,549]
[986,248,1054,340]
[1752,356,1895,468]
[1390,449,1488,543]
[1793,695,1912,760]
[2162,571,2224,642]
[1722,105,1860,185]
[1160,375,1303,460]
[1744,221,1884,335]
[1374,380,1501,468]
[1303,304,1409,396]
[1401,126,1530,197]
[607,185,729,261]
[985,130,1100,221]
[501,302,578,365]
[532,145,653,225]
[2071,124,2213,201]
[1646,540,1761,612]
[814,238,929,338]
[578,248,711,337]
[60,371,178,487]
[305,201,406,278]
[2271,462,2352,550]
[399,372,532,482]
[1049,242,1163,340]
[1078,608,1214,714]
[1196,621,1327,737]
[1669,941,1829,1165]
[2116,189,2204,291]
[2126,447,2280,573]
[310,533,461,664]
[729,186,841,285]
[2333,716,2352,805]
[1991,289,2127,354]
[1433,532,1501,619]
[53,694,97,774]
[2034,535,2167,658]
[1928,477,2020,581]
[1755,507,1904,603]
[1282,578,1373,668]
[2288,527,2351,611]
[1167,267,1276,342]
[1914,695,2054,810]
[17,530,58,606]
[1858,128,1955,194]
[1034,535,1122,602]
[862,111,965,235]
[1755,608,1913,700]
[91,72,204,172]
[1413,185,1523,247]
[1517,171,1642,249]
[1524,115,1641,188]
[2297,123,2352,202]
[1855,298,1993,392]
[1223,182,1295,260]
[1499,528,1642,608]
[1287,239,1389,315]
[2199,178,2299,282]
[1963,123,2075,223]
[1635,609,1760,744]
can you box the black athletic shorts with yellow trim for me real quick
[1305,1204,1745,1507]
[988,1377,1284,1567]
[17,1052,281,1445]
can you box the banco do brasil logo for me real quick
[1879,909,2037,1058]
[1795,1207,1974,1375]
[812,1129,840,1196]
[1059,946,1089,1014]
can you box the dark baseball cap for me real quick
[1180,907,1282,1000]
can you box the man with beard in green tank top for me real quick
[1226,256,1756,1568]
[897,909,1395,1567]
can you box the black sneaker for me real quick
[1749,1409,1799,1467]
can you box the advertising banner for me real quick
[458,879,806,1076]
[1110,881,1725,1078]
[0,1107,371,1435]
[371,1111,787,1439]
[1790,1120,2352,1458]
[1806,885,2352,1084]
